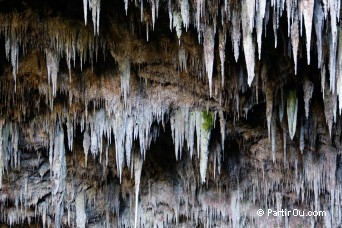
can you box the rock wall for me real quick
[0,0,341,227]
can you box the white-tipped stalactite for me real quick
[287,90,298,140]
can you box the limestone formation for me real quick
[0,0,341,227]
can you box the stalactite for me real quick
[256,0,266,60]
[119,58,131,103]
[321,64,326,100]
[287,90,298,140]
[291,15,300,75]
[230,190,240,228]
[203,26,215,97]
[83,129,90,168]
[199,111,213,183]
[314,1,324,68]
[151,0,156,30]
[10,41,19,91]
[67,117,74,151]
[241,0,255,86]
[231,10,241,62]
[76,191,86,228]
[134,153,143,228]
[337,28,342,114]
[84,0,101,35]
[83,0,88,25]
[301,0,314,65]
[195,0,204,30]
[178,46,187,72]
[300,123,305,154]
[329,31,338,93]
[171,109,186,161]
[218,29,226,86]
[45,50,60,98]
[51,126,66,228]
[180,0,190,31]
[172,11,182,41]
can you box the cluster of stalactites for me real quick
[80,0,340,98]
[0,13,105,98]
[80,103,225,185]
[0,78,341,228]
[0,2,340,141]
[83,0,101,35]
[79,0,342,143]
[72,105,227,225]
[0,102,226,226]
[0,120,20,190]
[171,109,224,183]
[0,97,227,194]
[81,98,167,182]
